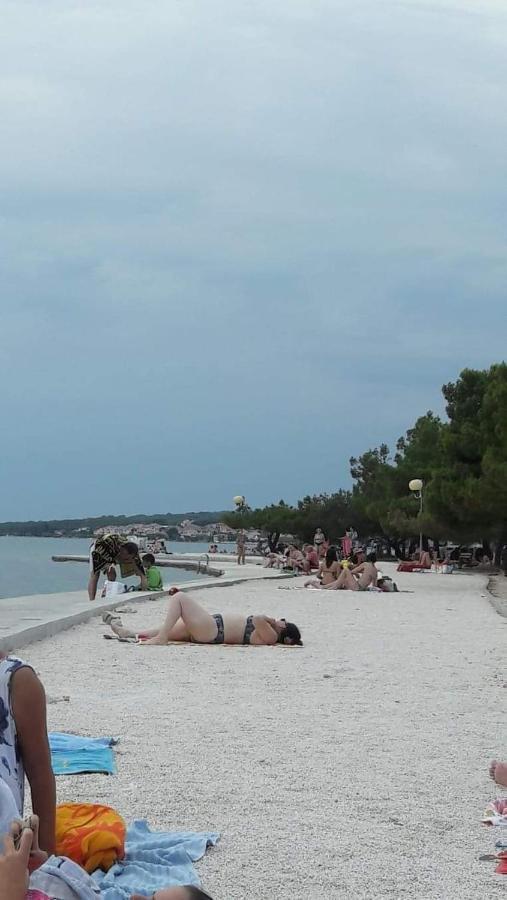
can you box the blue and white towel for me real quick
[92,820,219,899]
[49,733,118,776]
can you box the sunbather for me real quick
[0,816,214,900]
[305,546,340,587]
[104,590,302,646]
[310,553,378,591]
[490,760,507,788]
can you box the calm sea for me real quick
[0,536,235,600]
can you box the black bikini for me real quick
[243,615,255,645]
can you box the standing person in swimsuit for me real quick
[103,591,302,646]
[305,546,340,587]
[313,528,325,558]
[322,553,379,591]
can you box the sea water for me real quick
[0,536,234,600]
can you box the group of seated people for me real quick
[263,539,395,592]
[0,653,214,900]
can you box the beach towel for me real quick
[92,820,219,899]
[56,804,126,874]
[30,856,101,899]
[50,733,118,776]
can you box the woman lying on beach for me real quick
[103,590,303,646]
[0,813,214,900]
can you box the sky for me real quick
[1,0,507,521]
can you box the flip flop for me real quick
[103,633,137,643]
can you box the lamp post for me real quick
[408,479,424,555]
[233,495,247,512]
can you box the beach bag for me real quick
[56,803,126,873]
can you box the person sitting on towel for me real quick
[141,553,164,591]
[0,654,55,857]
[0,815,214,900]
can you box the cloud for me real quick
[0,0,506,517]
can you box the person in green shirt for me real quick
[141,553,164,590]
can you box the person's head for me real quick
[142,553,156,568]
[131,888,214,900]
[325,545,338,567]
[277,621,303,646]
[349,553,358,566]
[366,552,377,564]
[118,541,140,562]
[106,565,117,581]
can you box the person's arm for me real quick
[135,564,148,591]
[350,563,365,574]
[11,668,56,855]
[88,571,100,601]
[251,616,278,645]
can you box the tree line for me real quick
[223,363,507,561]
[0,511,228,538]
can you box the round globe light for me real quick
[408,479,423,493]
[233,495,245,507]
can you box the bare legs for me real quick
[490,760,507,787]
[321,569,360,590]
[143,592,219,645]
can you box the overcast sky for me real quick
[1,0,506,520]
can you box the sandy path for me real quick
[23,565,506,899]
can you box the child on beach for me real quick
[141,554,164,591]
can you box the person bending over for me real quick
[104,591,302,647]
[0,655,56,856]
[88,534,147,601]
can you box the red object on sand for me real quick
[397,562,429,572]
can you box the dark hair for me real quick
[350,553,358,566]
[123,541,140,557]
[185,887,215,900]
[142,553,155,566]
[278,622,303,646]
[325,545,338,567]
[366,552,377,563]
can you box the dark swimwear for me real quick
[243,615,255,645]
[191,613,225,644]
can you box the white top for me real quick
[0,656,30,816]
[0,777,19,840]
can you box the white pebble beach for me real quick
[23,564,506,899]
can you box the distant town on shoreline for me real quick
[0,512,230,541]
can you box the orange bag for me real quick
[55,803,126,873]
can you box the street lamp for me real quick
[233,495,247,512]
[408,479,424,554]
